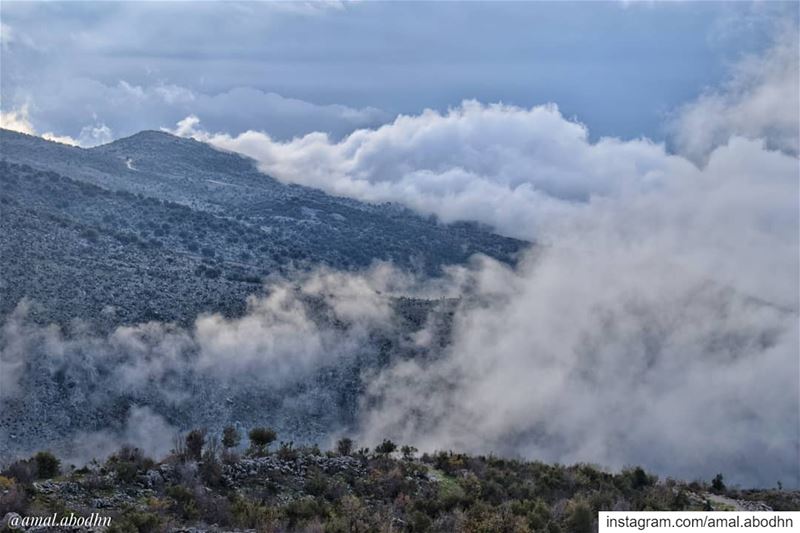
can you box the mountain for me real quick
[0,128,525,459]
[0,128,523,329]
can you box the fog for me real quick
[2,29,797,488]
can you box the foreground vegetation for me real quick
[1,427,796,532]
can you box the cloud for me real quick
[0,265,443,459]
[3,80,388,148]
[0,105,37,135]
[0,104,110,147]
[61,406,176,466]
[163,34,799,487]
[0,23,14,50]
[669,27,799,162]
[365,267,797,486]
[169,100,696,241]
[5,1,790,145]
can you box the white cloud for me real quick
[77,122,113,147]
[0,105,37,135]
[0,103,112,147]
[8,79,388,145]
[168,100,696,241]
[61,406,177,466]
[163,34,799,487]
[0,23,14,49]
[356,243,798,487]
[670,27,799,162]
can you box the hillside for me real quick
[0,129,522,329]
[1,431,795,533]
[0,129,523,462]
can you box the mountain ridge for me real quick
[0,128,524,458]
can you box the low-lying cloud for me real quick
[164,31,798,487]
[0,266,450,462]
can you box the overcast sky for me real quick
[1,1,795,145]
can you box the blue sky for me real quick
[1,1,795,144]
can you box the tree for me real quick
[336,438,354,456]
[222,426,241,449]
[185,429,206,462]
[401,445,418,461]
[249,427,277,455]
[374,439,397,456]
[34,452,60,479]
[630,466,651,489]
[565,500,593,533]
[711,473,726,493]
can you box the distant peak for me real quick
[113,130,178,143]
[92,129,201,151]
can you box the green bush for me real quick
[565,500,593,533]
[284,497,325,528]
[374,439,397,456]
[249,427,277,455]
[166,485,199,520]
[34,452,60,479]
[336,437,353,456]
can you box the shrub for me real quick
[0,476,27,516]
[336,437,353,456]
[166,485,199,520]
[222,426,241,449]
[410,510,432,532]
[230,496,279,530]
[185,429,206,462]
[112,460,138,484]
[672,490,690,510]
[375,439,397,456]
[249,427,277,455]
[34,452,60,479]
[276,441,299,461]
[565,500,593,533]
[108,446,154,479]
[2,459,35,485]
[200,449,224,488]
[401,445,418,461]
[623,466,654,490]
[304,473,328,497]
[711,473,726,494]
[284,496,324,528]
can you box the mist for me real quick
[169,31,796,487]
[1,27,797,490]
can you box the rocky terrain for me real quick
[1,430,795,533]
